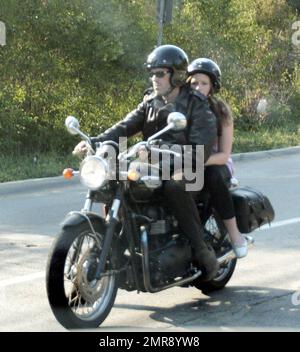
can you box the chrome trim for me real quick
[217,236,254,264]
[150,146,181,158]
[83,198,92,212]
[140,229,255,292]
[147,124,173,143]
[217,249,236,264]
[111,199,121,220]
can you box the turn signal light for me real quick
[63,168,74,180]
[127,169,140,181]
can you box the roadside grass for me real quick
[0,152,79,183]
[1,127,300,183]
[233,127,300,153]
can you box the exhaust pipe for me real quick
[217,235,255,264]
[141,228,255,292]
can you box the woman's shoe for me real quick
[232,237,248,258]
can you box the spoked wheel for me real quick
[193,212,237,294]
[46,220,119,329]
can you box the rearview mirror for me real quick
[167,112,187,131]
[65,116,80,135]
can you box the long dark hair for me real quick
[208,96,233,136]
[187,71,233,136]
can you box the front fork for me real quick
[90,190,121,280]
[66,190,108,271]
[82,191,106,218]
[67,182,121,281]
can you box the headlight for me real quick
[79,156,109,190]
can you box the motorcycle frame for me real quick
[64,184,204,293]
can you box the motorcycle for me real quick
[46,113,258,329]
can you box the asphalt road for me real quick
[1,149,300,332]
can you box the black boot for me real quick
[194,245,219,282]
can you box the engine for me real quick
[143,205,193,285]
[149,235,192,285]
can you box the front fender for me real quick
[61,211,105,230]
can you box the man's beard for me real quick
[154,85,175,99]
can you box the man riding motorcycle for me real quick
[74,44,219,281]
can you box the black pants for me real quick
[204,165,235,220]
[163,180,206,250]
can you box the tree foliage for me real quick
[0,0,299,155]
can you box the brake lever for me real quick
[150,147,182,158]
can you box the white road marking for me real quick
[0,271,44,288]
[257,217,300,231]
[1,217,300,288]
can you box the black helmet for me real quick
[146,45,189,87]
[187,58,221,92]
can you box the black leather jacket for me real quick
[97,84,217,163]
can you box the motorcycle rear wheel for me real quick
[193,257,237,295]
[193,212,237,294]
[46,220,119,329]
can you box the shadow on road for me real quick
[111,286,300,330]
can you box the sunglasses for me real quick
[149,70,170,78]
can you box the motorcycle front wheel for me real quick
[46,220,119,329]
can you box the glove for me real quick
[72,141,88,159]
